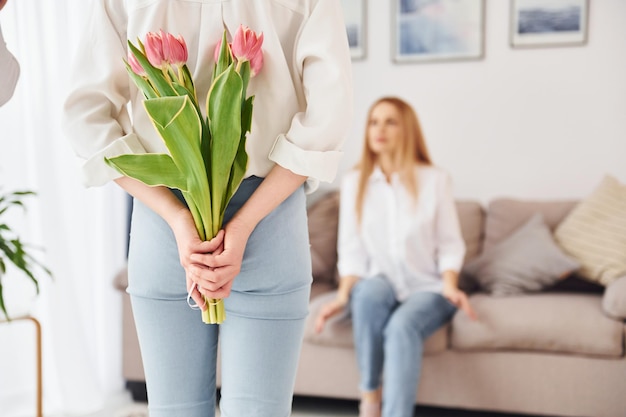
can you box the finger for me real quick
[209,229,225,244]
[191,287,207,311]
[190,252,218,268]
[202,286,231,300]
[315,316,325,334]
[200,279,234,300]
[191,265,236,291]
[190,230,225,257]
[201,229,225,253]
[460,296,477,320]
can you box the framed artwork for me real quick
[510,0,589,48]
[341,0,367,60]
[393,0,485,63]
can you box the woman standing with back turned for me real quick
[63,1,352,416]
[316,97,476,417]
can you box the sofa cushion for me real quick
[451,293,624,358]
[554,175,626,287]
[307,191,340,285]
[462,214,580,296]
[603,275,626,319]
[304,291,448,354]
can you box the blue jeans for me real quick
[127,177,312,417]
[350,275,457,417]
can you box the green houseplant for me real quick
[0,189,51,320]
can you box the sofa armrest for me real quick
[603,276,626,320]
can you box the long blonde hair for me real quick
[355,97,433,224]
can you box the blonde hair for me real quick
[355,97,433,224]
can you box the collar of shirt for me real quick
[369,165,400,185]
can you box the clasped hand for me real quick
[171,208,251,310]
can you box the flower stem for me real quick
[202,298,225,324]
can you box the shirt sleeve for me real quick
[62,0,147,187]
[337,173,369,278]
[268,0,353,193]
[435,171,466,273]
[0,25,20,107]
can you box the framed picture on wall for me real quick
[393,0,485,63]
[510,0,589,48]
[341,0,367,60]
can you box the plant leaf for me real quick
[0,189,50,321]
[241,95,254,136]
[224,95,254,213]
[213,31,233,85]
[207,66,243,233]
[0,280,7,321]
[143,95,213,238]
[225,137,248,214]
[124,61,158,99]
[239,60,251,102]
[181,64,196,99]
[105,154,188,191]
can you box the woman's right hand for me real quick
[314,297,348,334]
[168,206,224,309]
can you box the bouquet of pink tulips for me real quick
[106,26,264,324]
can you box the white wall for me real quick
[332,0,626,204]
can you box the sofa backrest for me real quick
[483,199,579,252]
[306,192,606,294]
[455,200,485,263]
[307,191,340,286]
[307,191,486,285]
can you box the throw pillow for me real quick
[602,275,626,320]
[462,214,580,296]
[554,175,626,286]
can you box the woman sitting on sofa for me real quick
[315,96,477,417]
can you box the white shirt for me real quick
[337,165,466,301]
[63,0,353,192]
[0,24,19,106]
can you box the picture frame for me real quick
[341,0,367,60]
[510,0,589,48]
[392,0,485,63]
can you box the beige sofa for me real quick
[114,191,626,417]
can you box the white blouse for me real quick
[337,165,466,301]
[0,25,19,106]
[63,0,353,193]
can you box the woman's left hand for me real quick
[443,285,477,320]
[189,217,253,299]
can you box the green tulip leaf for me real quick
[105,154,188,191]
[239,60,251,102]
[225,137,248,212]
[213,31,233,84]
[143,95,213,238]
[241,95,254,135]
[207,66,243,226]
[124,62,158,99]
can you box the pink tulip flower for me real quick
[128,51,146,76]
[162,30,188,66]
[231,25,264,76]
[248,48,264,77]
[144,31,166,69]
